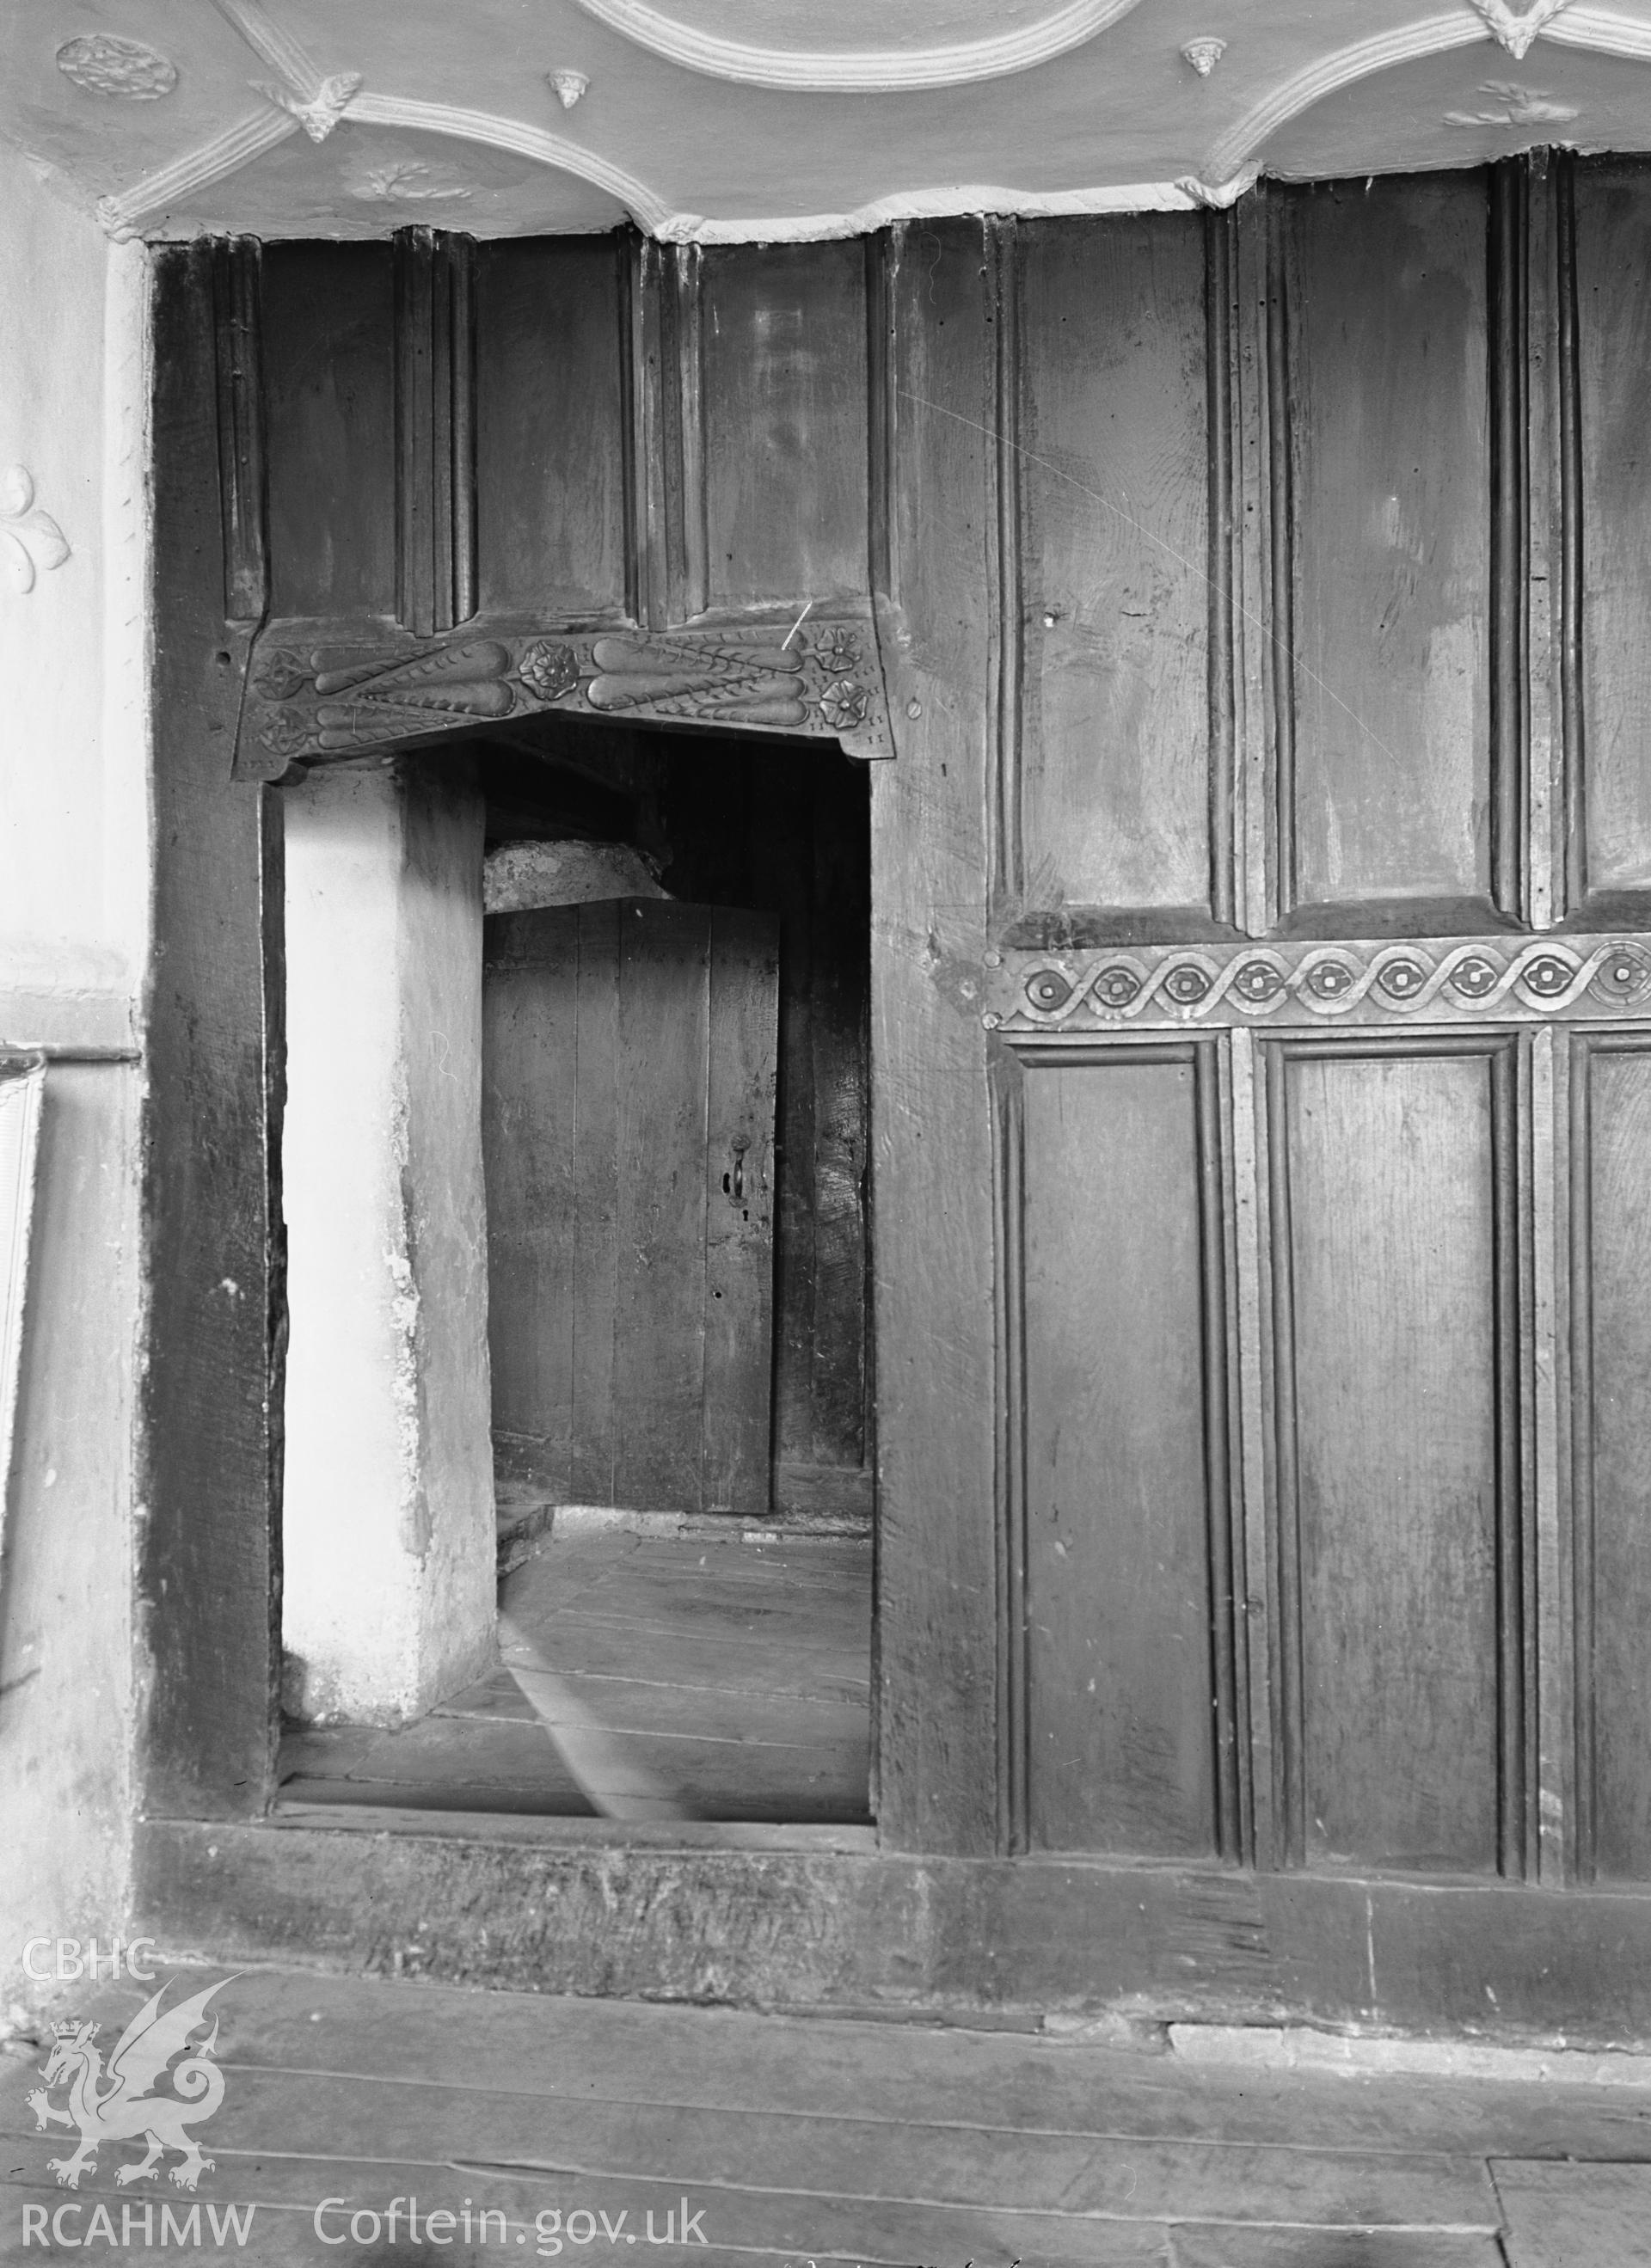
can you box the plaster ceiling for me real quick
[6,0,1651,244]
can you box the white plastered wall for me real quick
[0,143,151,2007]
[281,757,497,1726]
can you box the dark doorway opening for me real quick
[276,717,875,1830]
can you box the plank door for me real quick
[482,898,779,1516]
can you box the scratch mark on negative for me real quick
[897,386,1402,770]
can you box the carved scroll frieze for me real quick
[234,615,893,778]
[985,935,1651,1034]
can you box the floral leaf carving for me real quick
[0,468,70,596]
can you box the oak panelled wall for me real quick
[138,152,1651,2026]
[990,154,1651,1896]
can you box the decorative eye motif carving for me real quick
[1090,965,1143,1009]
[1450,955,1499,999]
[1304,956,1356,999]
[1376,956,1428,1001]
[1025,969,1073,1012]
[1161,963,1212,1005]
[1521,954,1575,999]
[1592,946,1651,1007]
[1231,960,1285,1004]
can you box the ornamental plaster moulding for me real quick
[0,469,70,597]
[56,34,179,99]
[252,71,364,143]
[1466,0,1577,58]
[567,0,1147,89]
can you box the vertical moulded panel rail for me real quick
[1206,208,1238,935]
[1569,159,1651,917]
[394,227,477,640]
[142,245,285,1818]
[869,222,998,1855]
[1489,159,1530,925]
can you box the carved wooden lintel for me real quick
[233,612,895,780]
[986,934,1651,1034]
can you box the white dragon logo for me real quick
[26,1977,230,2191]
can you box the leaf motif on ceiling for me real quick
[1464,0,1577,63]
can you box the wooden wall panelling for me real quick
[1000,1039,1243,1860]
[1227,1026,1280,1867]
[142,245,284,1816]
[1568,1033,1651,1882]
[1572,159,1651,916]
[394,227,477,639]
[697,240,869,618]
[1011,214,1216,939]
[868,222,997,1854]
[473,236,631,625]
[1232,199,1276,936]
[212,238,268,630]
[986,218,1022,912]
[1489,160,1529,923]
[1554,156,1586,922]
[625,236,668,629]
[1265,1034,1525,1877]
[1525,155,1562,933]
[1270,175,1494,929]
[1529,1021,1576,1885]
[1206,208,1238,935]
[261,242,396,620]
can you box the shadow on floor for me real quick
[278,1526,872,1826]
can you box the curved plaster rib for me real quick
[343,94,672,228]
[97,106,300,237]
[1546,4,1651,58]
[1202,12,1488,186]
[567,0,1147,89]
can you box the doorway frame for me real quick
[131,216,1651,2047]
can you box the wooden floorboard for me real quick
[15,1967,1651,2266]
[1493,2159,1651,2265]
[278,1529,873,1826]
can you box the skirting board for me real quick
[136,1816,1651,2046]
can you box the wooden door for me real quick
[482,897,779,1517]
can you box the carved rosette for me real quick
[985,936,1651,1033]
[236,617,893,777]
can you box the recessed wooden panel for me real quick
[261,244,396,618]
[1018,218,1214,919]
[1578,1040,1651,1879]
[474,238,629,622]
[1574,163,1651,898]
[1281,177,1491,916]
[699,241,868,614]
[1274,1042,1509,1874]
[1017,1045,1227,1858]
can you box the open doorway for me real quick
[277,717,875,1829]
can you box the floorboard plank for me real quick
[1494,2158,1651,2265]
